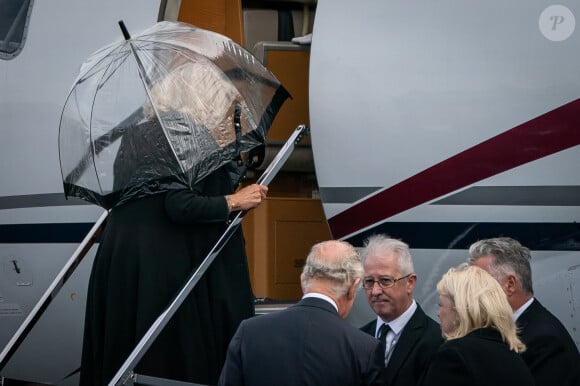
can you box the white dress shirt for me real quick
[374,299,417,365]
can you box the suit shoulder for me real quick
[359,319,376,335]
[352,326,382,344]
[521,301,575,339]
[347,326,384,356]
[423,313,440,328]
[415,305,443,336]
[238,310,285,330]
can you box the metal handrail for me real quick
[0,125,308,384]
[110,124,309,385]
[0,209,109,371]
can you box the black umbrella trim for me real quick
[255,84,291,142]
[63,176,187,210]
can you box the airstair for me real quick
[0,126,307,386]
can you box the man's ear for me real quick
[504,274,518,296]
[347,279,359,300]
[406,273,417,293]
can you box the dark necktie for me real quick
[378,323,390,344]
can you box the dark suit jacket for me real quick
[360,304,443,386]
[420,328,534,386]
[518,299,579,386]
[218,297,386,386]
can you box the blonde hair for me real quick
[437,265,526,353]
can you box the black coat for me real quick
[80,166,254,385]
[360,304,443,386]
[518,299,580,386]
[218,297,386,386]
[420,328,534,386]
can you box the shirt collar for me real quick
[375,299,417,336]
[302,292,338,312]
[513,297,534,321]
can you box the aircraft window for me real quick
[0,0,33,60]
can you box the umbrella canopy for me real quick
[59,21,289,209]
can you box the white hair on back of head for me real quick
[301,240,363,298]
[362,234,414,275]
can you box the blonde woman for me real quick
[420,265,534,386]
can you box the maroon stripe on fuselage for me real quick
[328,99,580,239]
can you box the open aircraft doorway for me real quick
[2,0,579,384]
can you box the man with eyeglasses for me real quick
[360,234,443,386]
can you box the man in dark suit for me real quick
[218,240,386,386]
[360,235,443,386]
[469,237,580,386]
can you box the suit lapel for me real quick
[361,320,378,337]
[384,306,426,383]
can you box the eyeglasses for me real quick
[363,274,412,289]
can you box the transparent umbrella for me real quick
[59,20,289,209]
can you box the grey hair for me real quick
[301,240,364,298]
[468,237,533,295]
[362,234,415,275]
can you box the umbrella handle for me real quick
[234,103,242,161]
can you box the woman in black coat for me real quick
[79,63,270,384]
[420,265,534,386]
[80,162,267,385]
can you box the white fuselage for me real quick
[0,1,159,383]
[310,0,580,341]
[1,0,579,383]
